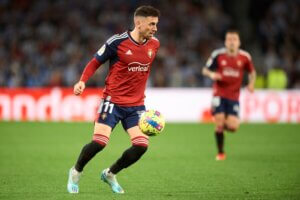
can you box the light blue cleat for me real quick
[67,167,81,194]
[101,168,124,194]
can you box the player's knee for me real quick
[92,133,110,147]
[131,136,149,154]
[215,125,224,133]
[225,124,239,132]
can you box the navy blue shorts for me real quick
[96,98,145,130]
[211,96,239,116]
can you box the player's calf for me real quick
[109,136,149,174]
[75,133,109,172]
[215,125,225,154]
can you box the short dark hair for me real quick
[226,29,240,36]
[134,5,160,17]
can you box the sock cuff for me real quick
[93,134,109,146]
[131,136,149,147]
[216,125,224,133]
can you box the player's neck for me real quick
[226,49,239,57]
[130,29,146,44]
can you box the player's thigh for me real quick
[214,113,226,128]
[120,105,148,139]
[224,99,240,132]
[212,96,225,127]
[127,126,149,140]
[121,105,145,133]
[94,99,121,137]
[93,122,112,138]
[225,115,240,132]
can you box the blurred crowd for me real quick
[0,0,299,88]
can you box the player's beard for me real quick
[144,33,152,40]
[228,45,237,54]
[144,30,155,40]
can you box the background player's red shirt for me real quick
[81,31,160,106]
[205,48,255,101]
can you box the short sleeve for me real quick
[94,42,116,64]
[245,55,255,72]
[205,54,218,71]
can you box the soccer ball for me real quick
[139,109,165,136]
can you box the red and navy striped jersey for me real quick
[89,31,160,106]
[205,48,255,101]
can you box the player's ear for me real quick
[134,16,142,29]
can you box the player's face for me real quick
[225,33,241,53]
[138,16,159,40]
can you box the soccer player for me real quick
[202,30,256,161]
[67,6,160,194]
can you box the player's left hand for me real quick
[247,84,254,93]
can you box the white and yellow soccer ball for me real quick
[138,109,165,136]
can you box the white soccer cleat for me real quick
[101,168,124,194]
[67,166,81,193]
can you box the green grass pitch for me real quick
[0,122,300,200]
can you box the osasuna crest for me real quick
[237,60,243,67]
[148,49,153,58]
[221,60,227,66]
[101,113,107,120]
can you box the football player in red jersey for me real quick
[67,6,160,194]
[202,30,256,161]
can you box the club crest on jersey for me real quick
[221,60,227,66]
[237,60,243,67]
[148,49,153,58]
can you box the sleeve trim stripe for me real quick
[211,48,226,59]
[107,32,128,45]
[239,49,252,60]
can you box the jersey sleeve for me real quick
[94,37,118,63]
[205,53,218,71]
[245,55,255,72]
[79,58,101,82]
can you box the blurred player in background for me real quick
[202,30,256,161]
[67,5,160,194]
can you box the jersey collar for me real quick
[128,31,148,46]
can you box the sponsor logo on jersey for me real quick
[125,50,133,55]
[223,67,240,77]
[128,62,150,72]
[148,49,153,58]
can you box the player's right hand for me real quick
[210,72,222,81]
[74,81,85,95]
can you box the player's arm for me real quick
[245,54,256,93]
[202,52,222,81]
[202,68,222,81]
[74,58,101,95]
[74,41,115,95]
[247,70,256,93]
